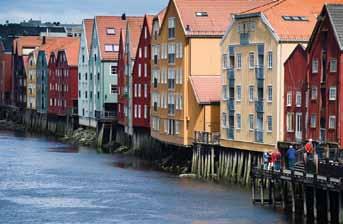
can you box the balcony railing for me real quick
[227,127,234,140]
[227,68,235,80]
[228,79,235,88]
[257,79,264,89]
[194,131,220,145]
[255,129,264,143]
[227,99,235,111]
[255,67,264,80]
[255,100,264,113]
[96,110,117,120]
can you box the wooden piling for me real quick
[290,183,296,214]
[313,187,317,220]
[303,185,307,217]
[211,147,214,178]
[260,178,264,206]
[327,190,331,222]
[339,191,343,224]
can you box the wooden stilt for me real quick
[211,147,214,179]
[339,191,343,224]
[281,181,286,209]
[246,152,252,186]
[327,190,331,222]
[252,177,256,204]
[313,187,317,220]
[303,185,307,217]
[260,178,264,206]
[291,183,296,214]
[218,151,222,179]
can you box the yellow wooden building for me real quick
[26,50,38,110]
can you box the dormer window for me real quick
[195,12,208,17]
[106,28,116,35]
[105,44,119,52]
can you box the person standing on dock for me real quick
[271,149,281,170]
[263,152,270,170]
[286,145,296,170]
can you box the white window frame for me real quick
[329,87,336,101]
[144,63,147,77]
[330,58,337,73]
[267,51,273,69]
[287,112,294,132]
[312,59,319,73]
[295,91,301,107]
[248,52,255,69]
[236,53,242,70]
[248,86,254,102]
[236,113,241,130]
[267,115,272,132]
[311,86,318,100]
[249,114,254,130]
[236,85,242,102]
[287,91,292,106]
[267,86,272,102]
[310,114,317,128]
[329,115,336,129]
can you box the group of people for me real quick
[262,139,316,171]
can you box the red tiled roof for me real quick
[94,16,127,61]
[190,75,221,104]
[146,15,155,35]
[39,37,79,61]
[173,0,273,36]
[126,17,145,59]
[13,36,44,56]
[59,38,80,66]
[83,19,94,53]
[238,0,343,41]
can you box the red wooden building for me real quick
[283,44,307,143]
[132,15,154,130]
[0,42,12,105]
[306,4,343,146]
[48,38,80,116]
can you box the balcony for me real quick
[227,68,235,80]
[227,128,234,140]
[194,131,220,145]
[255,67,264,80]
[96,110,117,121]
[257,44,264,55]
[255,129,264,143]
[257,79,264,89]
[255,100,264,113]
[227,99,235,111]
[228,79,235,88]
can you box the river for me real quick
[0,130,292,224]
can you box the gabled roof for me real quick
[58,38,80,66]
[327,4,343,50]
[126,17,145,59]
[39,37,78,62]
[13,36,64,56]
[236,0,343,42]
[189,75,221,104]
[146,15,155,35]
[284,44,306,65]
[171,0,272,37]
[83,19,94,53]
[94,16,127,61]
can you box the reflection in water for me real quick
[0,130,301,224]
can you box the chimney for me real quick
[42,36,46,45]
[121,13,126,20]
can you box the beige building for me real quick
[220,0,341,152]
[26,50,38,110]
[150,0,272,147]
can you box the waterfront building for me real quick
[117,16,145,135]
[48,38,80,116]
[306,4,343,146]
[27,50,38,110]
[150,0,270,147]
[0,42,12,105]
[78,19,95,127]
[89,16,127,121]
[220,0,343,152]
[36,38,77,114]
[283,44,307,144]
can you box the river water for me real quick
[0,130,291,224]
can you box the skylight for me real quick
[282,16,308,21]
[195,12,208,17]
[106,28,116,35]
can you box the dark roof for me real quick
[0,24,66,52]
[327,4,343,50]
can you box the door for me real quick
[295,113,302,142]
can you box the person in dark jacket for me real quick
[286,145,297,170]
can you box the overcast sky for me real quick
[0,0,169,24]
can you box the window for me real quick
[222,112,227,127]
[287,113,294,132]
[329,116,336,129]
[144,27,148,39]
[138,64,141,77]
[134,104,137,118]
[312,59,318,73]
[97,73,100,80]
[168,93,175,115]
[248,86,254,102]
[286,91,292,106]
[168,44,175,64]
[78,90,81,97]
[97,91,100,99]
[144,64,147,77]
[176,94,183,110]
[144,84,147,98]
[153,69,159,88]
[105,44,119,52]
[249,52,255,69]
[106,28,116,35]
[282,16,308,21]
[111,85,118,94]
[311,86,318,100]
[111,66,117,75]
[237,113,241,129]
[296,91,301,107]
[175,121,180,135]
[144,47,148,58]
[78,73,81,80]
[195,12,208,17]
[85,73,88,80]
[222,54,228,69]
[176,67,183,84]
[330,59,337,72]
[237,53,242,69]
[267,51,272,69]
[310,114,316,128]
[267,86,272,102]
[168,68,175,89]
[267,116,272,132]
[138,105,141,118]
[152,45,160,64]
[237,86,242,101]
[168,17,176,39]
[144,105,148,119]
[138,84,141,97]
[176,42,183,59]
[134,84,137,97]
[249,114,254,130]
[329,87,336,101]
[139,48,142,58]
